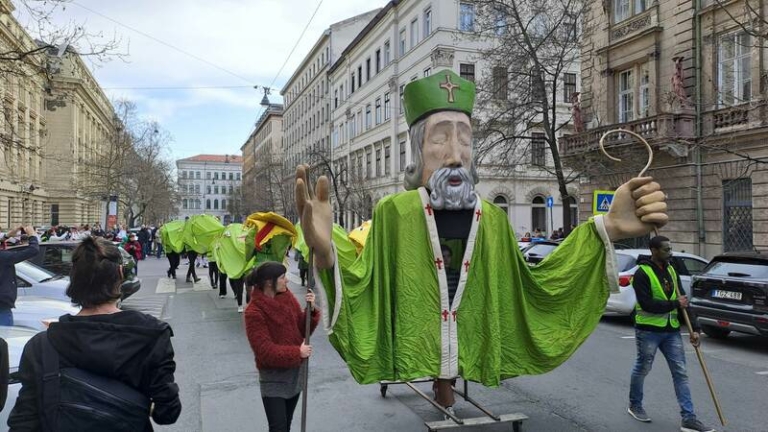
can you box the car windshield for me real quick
[615,254,638,272]
[15,261,58,283]
[704,260,768,278]
[526,244,558,256]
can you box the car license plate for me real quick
[711,290,743,301]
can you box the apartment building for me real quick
[562,0,768,256]
[176,155,243,223]
[323,0,578,233]
[280,9,381,223]
[241,103,285,214]
[0,0,48,227]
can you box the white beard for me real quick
[426,167,477,211]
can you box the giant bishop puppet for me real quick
[296,71,668,402]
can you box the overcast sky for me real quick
[13,0,378,161]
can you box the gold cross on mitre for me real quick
[439,74,460,103]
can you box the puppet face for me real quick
[420,111,473,186]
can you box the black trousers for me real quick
[262,394,300,432]
[219,272,228,296]
[166,252,180,278]
[186,251,198,280]
[230,277,244,306]
[208,261,218,286]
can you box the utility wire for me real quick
[70,1,255,85]
[267,0,325,91]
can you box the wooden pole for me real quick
[300,247,314,432]
[599,129,726,426]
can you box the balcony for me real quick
[702,102,767,136]
[560,113,695,157]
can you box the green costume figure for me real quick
[295,71,669,390]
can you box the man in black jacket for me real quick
[627,236,714,432]
[0,226,39,326]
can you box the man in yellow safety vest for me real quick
[627,236,714,432]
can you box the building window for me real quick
[334,89,339,108]
[376,49,381,73]
[195,184,200,194]
[366,150,372,179]
[207,185,211,194]
[351,73,356,93]
[399,84,405,114]
[366,57,371,81]
[494,6,507,36]
[384,92,391,120]
[424,67,431,77]
[384,40,391,65]
[221,199,227,210]
[214,172,219,180]
[424,7,432,36]
[399,140,406,171]
[718,31,752,107]
[563,73,577,103]
[613,0,648,23]
[459,2,475,32]
[399,28,407,56]
[365,105,372,130]
[229,185,234,194]
[228,172,233,180]
[530,132,546,166]
[618,69,634,123]
[567,196,579,227]
[376,148,382,177]
[236,172,241,181]
[493,195,509,215]
[410,18,419,48]
[183,199,188,209]
[214,186,219,194]
[493,66,508,100]
[196,171,201,179]
[214,199,219,210]
[375,98,382,124]
[639,70,650,117]
[532,196,547,233]
[723,178,753,252]
[459,63,475,82]
[358,66,362,87]
[206,199,211,210]
[206,171,211,179]
[385,145,391,175]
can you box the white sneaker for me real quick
[237,306,244,313]
[218,295,225,299]
[443,406,455,421]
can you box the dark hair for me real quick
[246,261,287,292]
[649,235,670,251]
[67,236,123,307]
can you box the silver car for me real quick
[0,326,40,426]
[14,261,70,302]
[12,297,79,331]
[606,250,709,316]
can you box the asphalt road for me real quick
[126,256,768,432]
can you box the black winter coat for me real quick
[0,237,39,310]
[8,311,181,431]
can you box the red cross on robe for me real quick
[464,260,470,272]
[442,309,449,322]
[475,210,482,222]
[434,257,443,270]
[452,310,457,322]
[424,204,433,216]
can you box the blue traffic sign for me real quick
[592,190,615,214]
[546,196,554,208]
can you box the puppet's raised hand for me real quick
[296,165,335,269]
[604,177,668,241]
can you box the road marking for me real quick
[756,371,768,376]
[621,336,635,339]
[156,278,176,294]
[193,278,213,292]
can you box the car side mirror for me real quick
[0,337,8,411]
[16,278,30,288]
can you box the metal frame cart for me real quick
[379,379,528,431]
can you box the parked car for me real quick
[0,326,41,427]
[689,253,768,339]
[27,241,141,300]
[14,261,71,302]
[12,297,79,331]
[607,250,709,316]
[521,241,561,265]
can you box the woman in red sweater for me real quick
[244,261,320,432]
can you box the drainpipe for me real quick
[694,0,705,255]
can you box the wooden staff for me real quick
[600,129,726,426]
[300,247,314,432]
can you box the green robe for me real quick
[316,187,617,387]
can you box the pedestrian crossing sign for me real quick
[592,190,615,215]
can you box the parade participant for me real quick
[0,226,39,326]
[8,237,181,430]
[185,249,200,283]
[296,70,669,393]
[160,221,185,279]
[244,262,319,432]
[207,248,219,288]
[627,236,714,432]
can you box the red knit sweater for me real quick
[245,288,320,370]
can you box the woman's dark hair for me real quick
[246,261,287,292]
[67,236,123,307]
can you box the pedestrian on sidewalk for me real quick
[154,225,164,259]
[244,262,320,432]
[8,236,181,430]
[123,233,142,276]
[166,250,180,279]
[231,277,245,313]
[627,236,714,432]
[185,248,200,283]
[296,250,308,287]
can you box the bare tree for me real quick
[472,0,586,233]
[249,147,289,215]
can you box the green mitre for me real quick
[403,70,475,127]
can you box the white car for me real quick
[606,250,709,316]
[14,261,71,302]
[0,326,40,426]
[12,297,79,331]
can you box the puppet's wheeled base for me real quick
[379,379,528,431]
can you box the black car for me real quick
[28,241,141,301]
[521,240,561,265]
[690,253,768,339]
